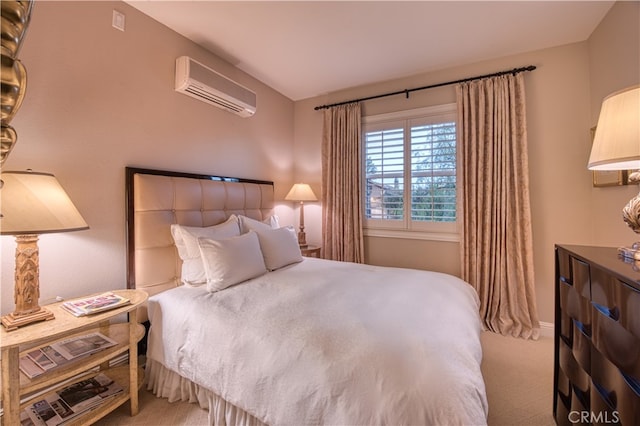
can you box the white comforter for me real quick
[147,258,488,425]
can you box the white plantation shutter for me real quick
[410,121,457,222]
[363,104,458,238]
[364,122,404,221]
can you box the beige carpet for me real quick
[96,331,555,426]
[481,331,555,426]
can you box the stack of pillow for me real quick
[170,215,303,292]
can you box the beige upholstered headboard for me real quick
[125,167,274,322]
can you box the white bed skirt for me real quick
[146,359,267,426]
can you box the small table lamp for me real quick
[587,85,640,259]
[0,171,89,330]
[285,183,317,247]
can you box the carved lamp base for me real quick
[1,234,55,331]
[297,229,308,248]
[1,307,54,331]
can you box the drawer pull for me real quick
[593,381,616,409]
[592,302,620,321]
[560,276,572,285]
[621,371,640,397]
[571,383,590,409]
[574,319,592,338]
[560,334,572,347]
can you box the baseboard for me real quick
[539,321,554,338]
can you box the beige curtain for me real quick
[321,103,364,263]
[456,74,540,340]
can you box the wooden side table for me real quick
[301,245,321,258]
[0,289,148,425]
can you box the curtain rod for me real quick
[313,65,536,111]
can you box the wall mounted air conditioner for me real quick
[175,56,256,118]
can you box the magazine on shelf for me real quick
[61,292,130,317]
[27,349,59,371]
[20,346,78,379]
[50,332,117,361]
[19,356,47,379]
[19,333,113,379]
[20,410,37,426]
[24,373,123,426]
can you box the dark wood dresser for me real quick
[554,245,640,425]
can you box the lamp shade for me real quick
[285,183,317,202]
[0,171,89,235]
[588,85,640,171]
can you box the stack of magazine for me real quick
[61,292,130,317]
[19,332,117,379]
[21,373,123,425]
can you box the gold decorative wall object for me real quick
[0,0,33,167]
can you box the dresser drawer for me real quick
[558,254,592,328]
[557,250,592,299]
[572,317,592,374]
[591,277,640,379]
[591,347,640,426]
[591,267,640,339]
[556,367,572,426]
[560,337,591,404]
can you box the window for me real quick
[363,104,459,241]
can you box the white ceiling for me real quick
[125,1,614,101]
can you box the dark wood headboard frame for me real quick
[125,167,275,291]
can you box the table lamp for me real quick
[587,85,640,259]
[285,183,317,247]
[0,170,89,330]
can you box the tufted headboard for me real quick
[125,167,274,321]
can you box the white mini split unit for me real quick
[175,56,256,118]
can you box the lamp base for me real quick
[1,307,54,331]
[2,234,55,331]
[297,229,308,248]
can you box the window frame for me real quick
[362,103,460,242]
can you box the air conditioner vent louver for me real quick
[184,86,244,113]
[175,56,256,118]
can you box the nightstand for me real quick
[0,289,148,425]
[301,245,321,258]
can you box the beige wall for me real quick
[294,1,639,325]
[1,1,296,314]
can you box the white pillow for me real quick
[198,231,267,292]
[267,215,280,228]
[238,215,279,234]
[254,226,303,271]
[170,215,240,285]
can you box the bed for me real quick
[125,167,488,426]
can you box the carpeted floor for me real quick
[96,331,555,426]
[481,331,555,426]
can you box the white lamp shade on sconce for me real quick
[0,171,89,235]
[588,85,640,171]
[285,183,318,202]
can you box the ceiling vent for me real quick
[175,56,256,118]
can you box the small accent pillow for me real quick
[170,215,240,285]
[198,231,267,292]
[254,226,303,271]
[238,215,279,234]
[267,215,280,228]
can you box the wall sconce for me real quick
[587,85,640,259]
[0,170,89,330]
[285,183,317,247]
